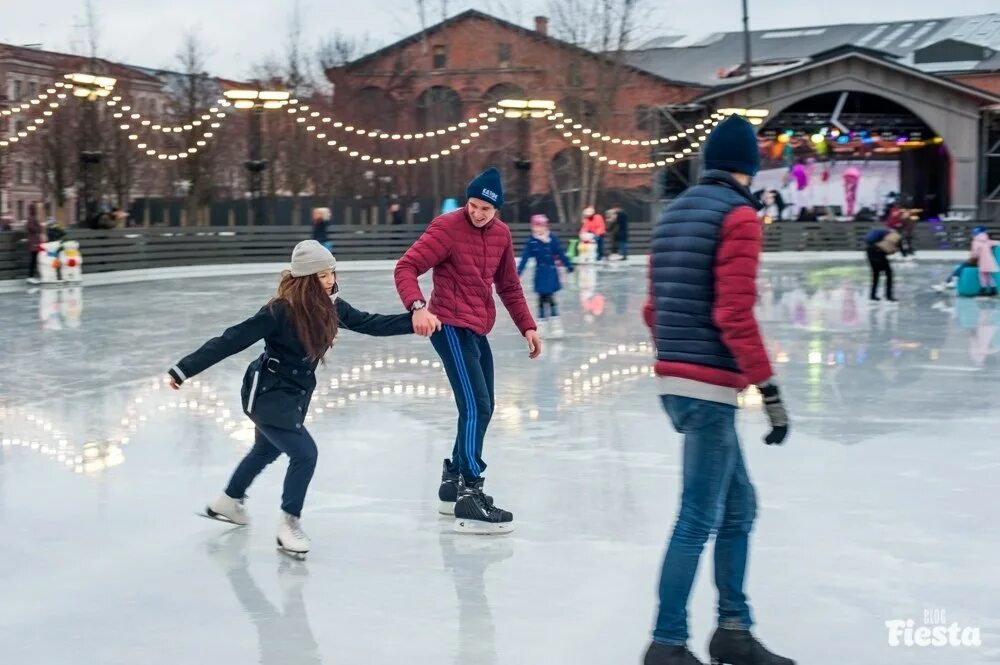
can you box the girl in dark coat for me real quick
[517,214,574,338]
[167,240,422,557]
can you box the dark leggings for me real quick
[538,293,559,318]
[866,246,893,299]
[225,423,318,517]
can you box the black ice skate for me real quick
[708,628,795,665]
[453,481,513,535]
[644,642,706,665]
[438,459,492,515]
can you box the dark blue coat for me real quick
[649,170,760,374]
[517,234,573,295]
[168,298,413,431]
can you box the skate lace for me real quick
[285,517,306,539]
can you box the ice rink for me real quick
[1,259,997,665]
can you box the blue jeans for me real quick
[653,395,756,645]
[225,424,318,517]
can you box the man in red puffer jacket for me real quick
[395,167,541,535]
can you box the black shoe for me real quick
[454,482,513,534]
[870,295,881,301]
[438,459,492,515]
[886,296,898,302]
[644,642,705,665]
[708,628,794,665]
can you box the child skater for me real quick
[971,226,1000,297]
[518,214,574,338]
[167,240,427,558]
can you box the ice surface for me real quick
[0,260,997,664]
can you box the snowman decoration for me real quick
[577,231,597,264]
[36,241,63,284]
[59,241,83,282]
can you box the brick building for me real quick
[0,43,170,224]
[325,10,704,220]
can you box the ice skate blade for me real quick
[277,547,307,561]
[276,538,308,560]
[197,510,247,526]
[453,518,514,535]
[438,501,456,516]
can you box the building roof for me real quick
[334,9,703,89]
[0,43,163,86]
[694,46,1000,106]
[627,13,1000,87]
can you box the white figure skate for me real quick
[277,512,310,560]
[200,494,249,525]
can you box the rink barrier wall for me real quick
[0,219,996,281]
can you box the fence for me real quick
[2,219,998,281]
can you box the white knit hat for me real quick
[289,240,336,277]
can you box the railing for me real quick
[1,219,997,281]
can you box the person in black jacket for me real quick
[168,240,425,557]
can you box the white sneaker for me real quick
[277,512,311,554]
[205,494,249,525]
[550,316,565,339]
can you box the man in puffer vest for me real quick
[395,168,541,535]
[642,115,795,665]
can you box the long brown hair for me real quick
[271,271,338,363]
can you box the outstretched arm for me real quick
[169,305,278,385]
[335,299,415,337]
[554,236,574,272]
[394,218,452,309]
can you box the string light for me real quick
[288,106,503,141]
[553,114,722,170]
[549,111,724,148]
[302,113,495,165]
[109,96,232,133]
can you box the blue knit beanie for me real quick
[466,167,504,208]
[703,114,760,176]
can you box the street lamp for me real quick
[496,98,556,224]
[66,73,117,226]
[223,89,291,225]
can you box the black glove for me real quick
[757,381,789,445]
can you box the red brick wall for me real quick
[326,14,704,197]
[946,72,1000,97]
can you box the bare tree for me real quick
[545,0,650,226]
[165,29,222,224]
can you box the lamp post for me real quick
[496,98,555,225]
[66,73,116,227]
[223,89,291,225]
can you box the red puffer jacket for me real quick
[395,208,536,336]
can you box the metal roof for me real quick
[627,14,1000,86]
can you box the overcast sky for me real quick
[3,0,997,80]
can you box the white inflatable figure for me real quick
[38,288,63,330]
[59,241,83,282]
[61,286,84,328]
[36,241,62,285]
[577,231,597,264]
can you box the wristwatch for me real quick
[410,300,426,311]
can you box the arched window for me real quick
[355,86,398,131]
[483,82,526,108]
[561,97,597,125]
[416,86,462,130]
[635,105,653,131]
